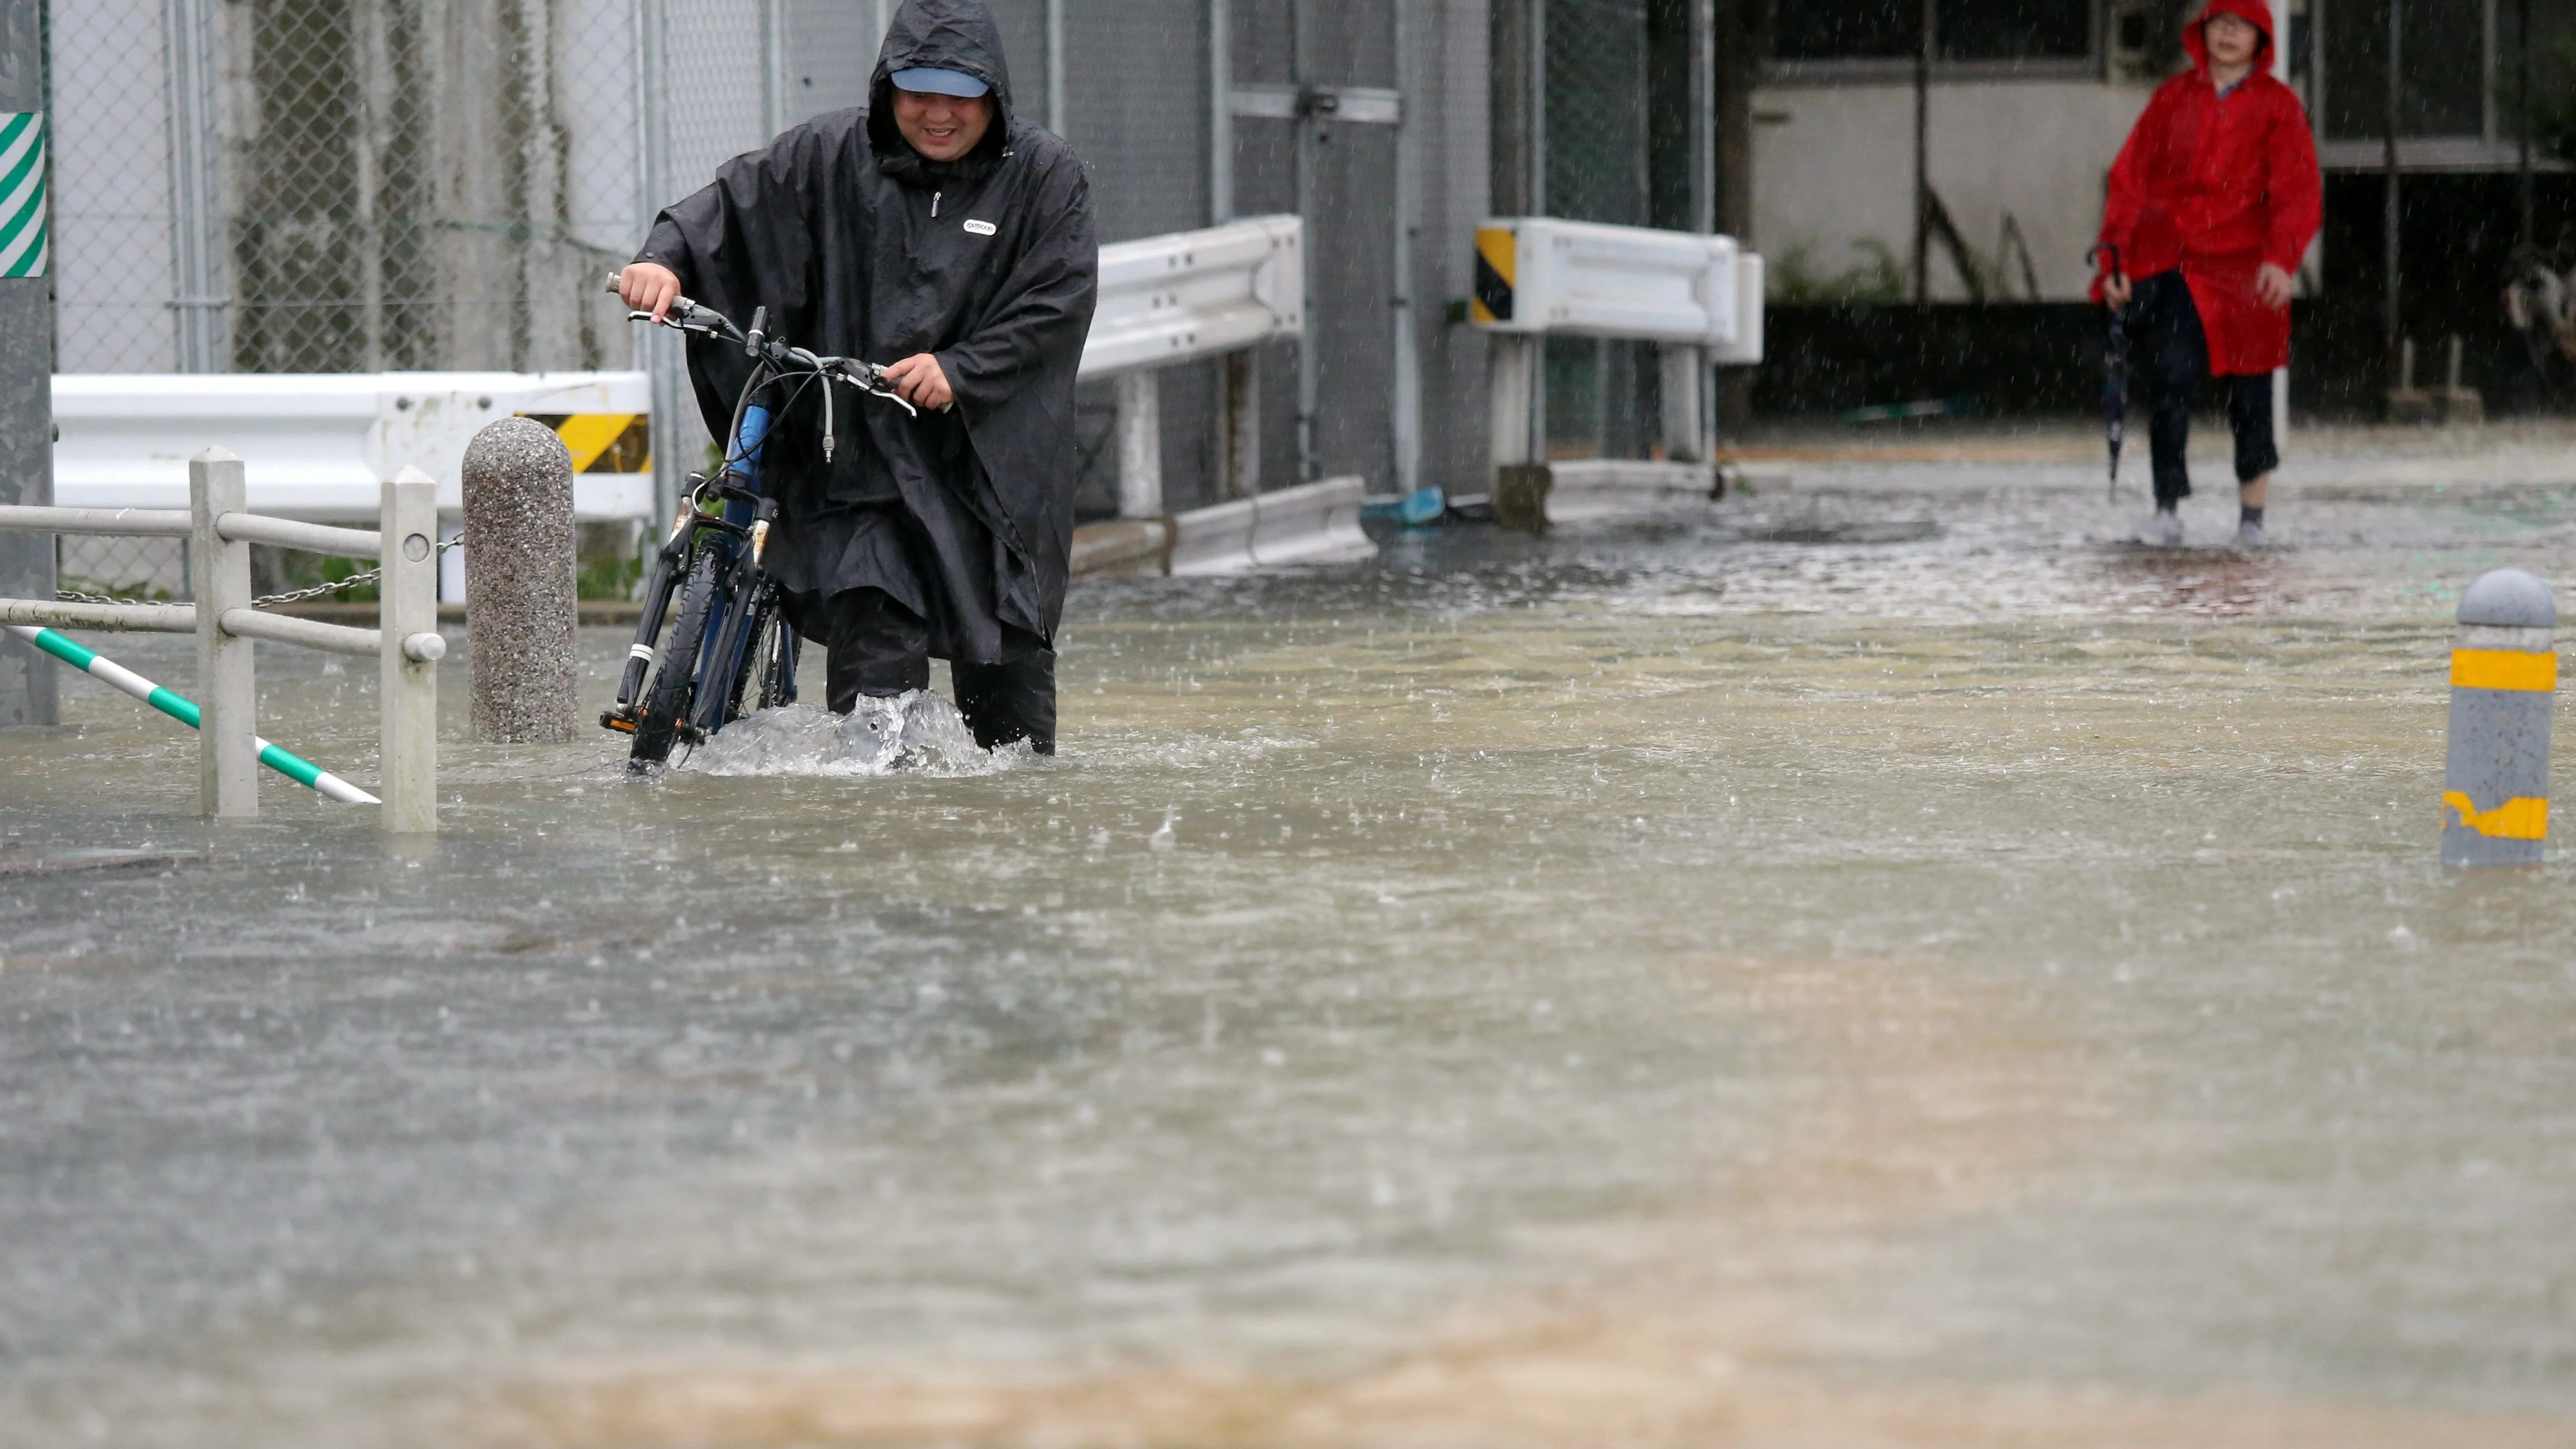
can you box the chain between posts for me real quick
[54,535,462,609]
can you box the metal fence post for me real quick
[1207,0,1232,223]
[191,448,257,818]
[1117,369,1164,518]
[1389,0,1421,499]
[635,0,688,566]
[163,0,227,372]
[0,0,53,728]
[379,467,440,833]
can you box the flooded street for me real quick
[6,462,2576,1447]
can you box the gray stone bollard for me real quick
[2442,568,2557,867]
[462,417,579,743]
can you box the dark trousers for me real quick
[810,587,1057,754]
[2133,271,2278,508]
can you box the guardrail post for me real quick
[1488,332,1537,473]
[1658,344,1705,463]
[1488,333,1550,531]
[1219,351,1260,499]
[462,417,578,742]
[191,448,257,818]
[1116,369,1163,518]
[380,466,439,833]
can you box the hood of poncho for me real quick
[868,0,1017,183]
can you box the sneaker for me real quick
[2139,509,2184,547]
[2236,518,2267,547]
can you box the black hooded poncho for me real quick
[634,0,1098,661]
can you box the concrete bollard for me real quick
[2442,568,2557,867]
[462,417,579,743]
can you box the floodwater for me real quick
[5,464,2576,1447]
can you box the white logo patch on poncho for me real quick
[963,219,997,236]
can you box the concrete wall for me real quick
[1750,77,2160,303]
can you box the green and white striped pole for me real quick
[5,625,379,805]
[0,108,46,278]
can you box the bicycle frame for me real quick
[695,402,777,693]
[602,407,788,751]
[599,278,917,763]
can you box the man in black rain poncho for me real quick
[619,0,1096,754]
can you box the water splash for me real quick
[686,693,1015,778]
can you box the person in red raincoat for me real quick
[2095,0,2321,546]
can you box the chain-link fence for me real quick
[1542,0,1673,461]
[52,0,664,596]
[56,0,646,377]
[223,0,643,375]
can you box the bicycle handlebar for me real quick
[600,272,918,417]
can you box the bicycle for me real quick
[597,275,918,768]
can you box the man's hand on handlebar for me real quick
[619,263,684,323]
[884,353,954,411]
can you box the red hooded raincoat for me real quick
[2094,0,2322,376]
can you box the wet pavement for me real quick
[5,465,2575,1447]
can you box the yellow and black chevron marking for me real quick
[1471,225,1515,325]
[522,413,651,474]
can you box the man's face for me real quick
[893,87,992,162]
[2203,12,2261,69]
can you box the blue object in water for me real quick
[1363,486,1448,526]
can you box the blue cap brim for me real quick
[889,67,990,99]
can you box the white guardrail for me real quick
[0,450,443,832]
[1080,213,1302,377]
[1469,216,1763,529]
[1081,214,1302,523]
[1471,216,1761,357]
[54,370,653,523]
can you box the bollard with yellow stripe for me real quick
[2443,568,2557,866]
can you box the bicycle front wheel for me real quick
[629,544,723,768]
[757,617,801,711]
[718,585,787,724]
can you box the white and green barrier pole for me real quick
[5,624,379,805]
